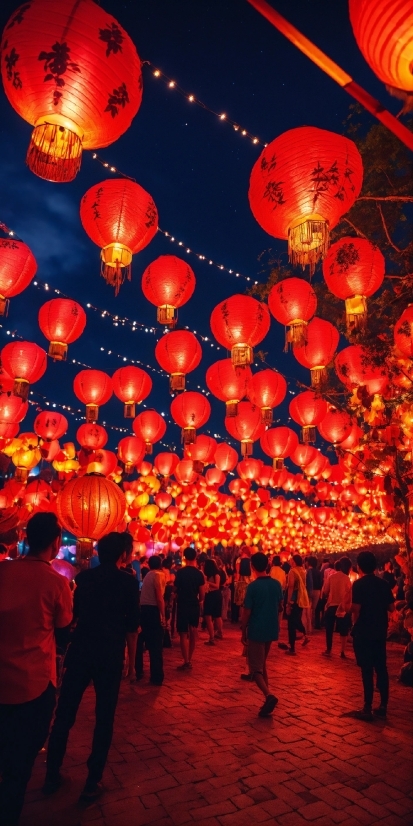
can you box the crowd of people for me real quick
[0,512,409,826]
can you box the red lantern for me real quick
[0,421,19,439]
[260,426,299,469]
[34,411,68,441]
[293,318,339,387]
[0,392,28,423]
[318,408,352,444]
[206,358,251,417]
[86,449,118,477]
[1,0,142,182]
[76,423,108,451]
[117,436,145,474]
[132,410,166,454]
[0,238,37,316]
[249,127,363,272]
[174,459,198,486]
[210,295,270,367]
[154,452,179,477]
[247,369,287,425]
[38,298,86,360]
[0,366,14,394]
[394,306,413,358]
[323,237,385,332]
[205,468,226,488]
[289,390,328,444]
[1,341,47,399]
[225,401,266,456]
[304,453,330,479]
[291,444,319,468]
[185,435,217,473]
[56,474,125,558]
[338,423,363,451]
[170,391,211,445]
[112,365,152,418]
[335,345,389,395]
[155,331,202,392]
[268,277,317,348]
[155,492,172,510]
[214,442,238,472]
[73,369,112,422]
[142,255,196,326]
[80,179,158,293]
[237,458,263,481]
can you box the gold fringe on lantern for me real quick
[49,341,68,361]
[182,427,196,445]
[261,407,273,426]
[345,295,367,334]
[124,401,136,418]
[310,366,327,388]
[124,461,134,474]
[170,373,186,393]
[14,466,28,483]
[241,440,253,456]
[86,403,99,423]
[302,425,316,444]
[145,441,153,455]
[101,244,133,296]
[26,122,82,183]
[225,400,239,417]
[157,305,178,327]
[0,295,9,317]
[285,320,308,351]
[231,343,253,367]
[288,217,329,276]
[76,537,93,562]
[273,457,284,470]
[13,377,29,401]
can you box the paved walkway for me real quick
[21,621,413,826]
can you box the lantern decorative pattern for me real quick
[76,423,108,451]
[293,318,340,387]
[260,426,299,469]
[155,331,202,392]
[1,0,142,182]
[170,391,211,445]
[1,340,47,399]
[142,255,196,326]
[34,410,68,441]
[112,365,152,418]
[210,294,270,366]
[38,298,86,360]
[205,358,251,416]
[80,179,158,293]
[335,345,389,396]
[268,277,317,348]
[289,390,328,444]
[132,409,166,454]
[322,237,385,332]
[247,369,287,425]
[249,127,363,272]
[0,238,37,316]
[56,474,126,558]
[73,369,112,422]
[225,401,266,456]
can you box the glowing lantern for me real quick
[1,341,47,399]
[0,421,19,440]
[117,436,145,473]
[76,423,108,451]
[210,295,270,367]
[289,390,328,443]
[247,369,287,425]
[175,459,198,486]
[260,426,299,469]
[335,345,389,395]
[12,444,41,482]
[291,444,319,468]
[56,474,126,558]
[394,306,413,358]
[318,408,352,444]
[132,410,166,454]
[170,391,211,445]
[206,358,251,417]
[185,435,217,473]
[112,365,152,418]
[268,277,317,348]
[34,411,68,441]
[155,331,202,392]
[0,238,37,316]
[85,449,117,477]
[38,298,86,360]
[1,0,142,182]
[304,453,330,479]
[322,237,385,332]
[225,401,266,456]
[0,367,14,394]
[154,452,179,477]
[155,492,172,510]
[214,442,238,472]
[141,255,196,326]
[80,179,158,293]
[237,458,263,481]
[205,468,226,487]
[293,318,339,387]
[73,370,112,422]
[0,392,28,423]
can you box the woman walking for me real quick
[203,559,222,645]
[285,555,310,655]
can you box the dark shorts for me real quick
[176,603,200,633]
[247,640,272,675]
[335,612,352,637]
[203,590,222,619]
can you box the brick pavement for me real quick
[21,621,413,826]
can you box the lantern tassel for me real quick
[310,367,327,388]
[345,295,368,334]
[26,123,82,183]
[302,425,316,444]
[101,261,131,296]
[285,321,307,351]
[288,219,329,276]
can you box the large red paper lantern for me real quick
[225,401,266,456]
[260,426,299,469]
[1,340,47,399]
[34,410,68,441]
[237,458,263,482]
[56,473,126,558]
[268,277,317,347]
[142,255,196,326]
[322,237,385,331]
[38,298,86,360]
[80,179,158,293]
[112,365,152,418]
[205,468,226,488]
[132,409,166,454]
[394,306,413,358]
[185,435,217,473]
[206,358,251,416]
[154,452,179,477]
[174,459,198,486]
[247,369,287,425]
[155,331,202,392]
[76,423,108,451]
[291,444,319,468]
[335,345,389,396]
[249,127,363,272]
[318,408,352,444]
[117,435,145,474]
[73,369,112,422]
[0,238,37,316]
[289,390,328,444]
[0,392,28,423]
[210,295,270,367]
[0,421,19,440]
[170,391,211,445]
[293,318,340,387]
[1,0,142,182]
[214,442,238,472]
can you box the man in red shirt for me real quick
[0,513,72,826]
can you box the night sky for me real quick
[0,0,401,462]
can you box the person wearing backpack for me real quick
[285,554,310,655]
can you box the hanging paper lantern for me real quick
[141,255,196,326]
[117,436,145,474]
[0,366,15,394]
[304,453,330,479]
[206,358,251,417]
[0,238,37,316]
[80,179,158,293]
[1,341,47,400]
[12,444,41,482]
[214,442,238,472]
[0,392,28,423]
[349,0,413,107]
[185,435,217,473]
[260,426,299,469]
[289,390,328,444]
[56,473,126,558]
[132,409,166,454]
[249,127,363,272]
[112,365,152,418]
[225,401,266,456]
[291,444,319,468]
[322,237,385,332]
[318,408,352,444]
[210,295,270,367]
[38,297,86,360]
[247,369,287,425]
[394,306,413,358]
[34,410,68,441]
[335,345,389,395]
[268,277,317,348]
[293,318,340,387]
[85,448,117,477]
[237,458,263,482]
[154,452,179,477]
[155,331,202,392]
[0,421,19,440]
[205,468,226,487]
[76,423,108,451]
[73,369,112,422]
[174,459,198,486]
[170,391,211,445]
[338,422,363,451]
[1,0,142,182]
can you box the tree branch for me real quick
[376,203,401,252]
[357,196,413,202]
[342,218,368,239]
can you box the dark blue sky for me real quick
[0,0,400,459]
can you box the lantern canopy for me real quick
[322,237,385,332]
[142,255,196,326]
[0,238,37,316]
[155,331,202,392]
[268,277,317,348]
[210,295,270,367]
[112,365,152,418]
[38,298,86,360]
